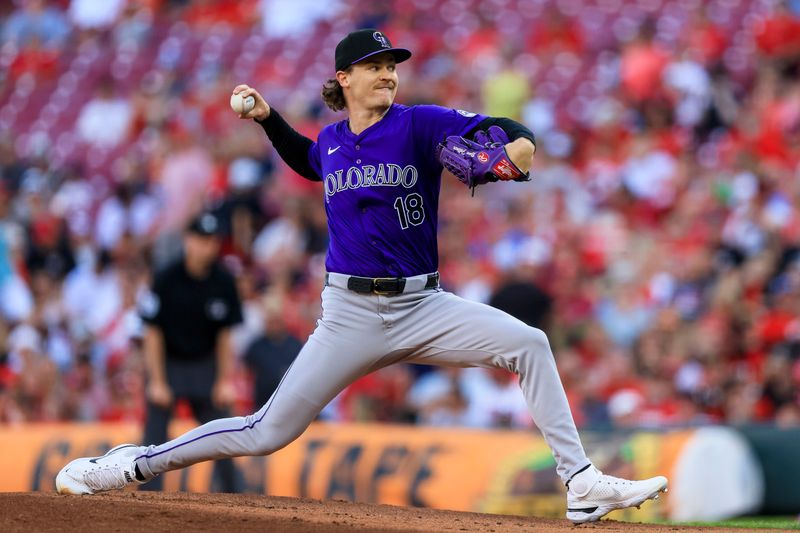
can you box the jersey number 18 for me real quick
[393,193,425,230]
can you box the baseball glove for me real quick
[436,125,530,193]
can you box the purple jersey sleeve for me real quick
[411,105,487,153]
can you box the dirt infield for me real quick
[0,492,774,532]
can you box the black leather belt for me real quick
[327,273,440,296]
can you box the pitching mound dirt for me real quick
[0,492,771,532]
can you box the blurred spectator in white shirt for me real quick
[406,367,467,426]
[68,0,126,31]
[62,248,126,340]
[94,182,159,250]
[621,137,678,209]
[252,196,306,275]
[460,368,532,429]
[76,80,133,147]
[664,53,712,128]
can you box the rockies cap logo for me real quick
[373,31,390,48]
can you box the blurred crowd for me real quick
[1,0,800,431]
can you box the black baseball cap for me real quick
[187,212,221,237]
[335,29,411,72]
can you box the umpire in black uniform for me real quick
[139,212,243,492]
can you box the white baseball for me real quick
[230,93,255,114]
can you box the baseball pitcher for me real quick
[56,29,667,524]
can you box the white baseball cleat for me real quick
[566,465,668,524]
[55,444,146,495]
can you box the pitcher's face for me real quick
[339,53,398,112]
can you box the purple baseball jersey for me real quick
[308,104,486,277]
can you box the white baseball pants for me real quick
[135,283,591,482]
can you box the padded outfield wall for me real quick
[0,422,785,521]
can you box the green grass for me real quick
[670,516,800,530]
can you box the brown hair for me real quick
[321,79,345,111]
[321,68,352,112]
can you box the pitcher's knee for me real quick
[249,432,290,456]
[504,324,548,350]
[516,327,554,367]
[520,327,551,352]
[246,420,304,457]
